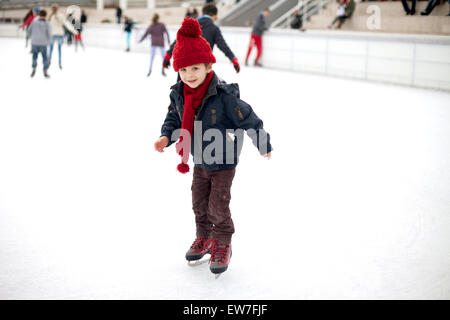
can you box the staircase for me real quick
[219,0,300,27]
[271,0,333,28]
[304,2,450,35]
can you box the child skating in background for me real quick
[123,16,135,52]
[154,18,272,276]
[138,13,170,77]
[28,9,51,78]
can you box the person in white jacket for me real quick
[48,4,78,69]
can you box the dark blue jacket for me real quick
[167,15,236,62]
[160,72,272,171]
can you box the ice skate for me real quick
[30,68,36,78]
[44,70,50,78]
[147,70,152,77]
[209,240,232,277]
[186,238,213,266]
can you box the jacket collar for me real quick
[197,15,213,21]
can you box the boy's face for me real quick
[179,63,212,89]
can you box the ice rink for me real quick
[0,37,449,299]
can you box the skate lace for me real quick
[209,241,229,264]
[190,238,207,252]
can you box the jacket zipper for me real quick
[195,92,215,168]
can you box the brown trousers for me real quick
[191,166,236,244]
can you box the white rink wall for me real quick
[2,23,450,91]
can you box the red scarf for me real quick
[176,71,214,173]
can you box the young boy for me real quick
[28,9,51,78]
[154,18,272,276]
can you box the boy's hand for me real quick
[154,136,169,153]
[263,152,271,160]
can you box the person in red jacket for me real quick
[20,7,40,49]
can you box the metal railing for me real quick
[271,0,333,28]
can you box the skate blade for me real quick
[187,259,209,267]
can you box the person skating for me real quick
[123,17,135,52]
[154,18,272,277]
[245,8,270,67]
[20,7,40,51]
[20,9,34,48]
[48,4,78,69]
[138,13,170,77]
[28,9,51,78]
[163,3,240,74]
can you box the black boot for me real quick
[147,70,152,77]
[44,69,50,78]
[30,68,36,78]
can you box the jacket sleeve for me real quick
[225,95,272,155]
[63,17,78,35]
[46,23,52,43]
[160,94,182,147]
[214,27,235,62]
[21,15,33,28]
[139,26,150,42]
[166,39,176,57]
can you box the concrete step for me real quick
[304,2,450,35]
[305,15,450,34]
[319,2,449,17]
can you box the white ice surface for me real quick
[0,38,450,299]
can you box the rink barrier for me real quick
[2,24,450,91]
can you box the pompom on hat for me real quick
[172,18,216,72]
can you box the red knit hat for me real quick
[172,18,216,72]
